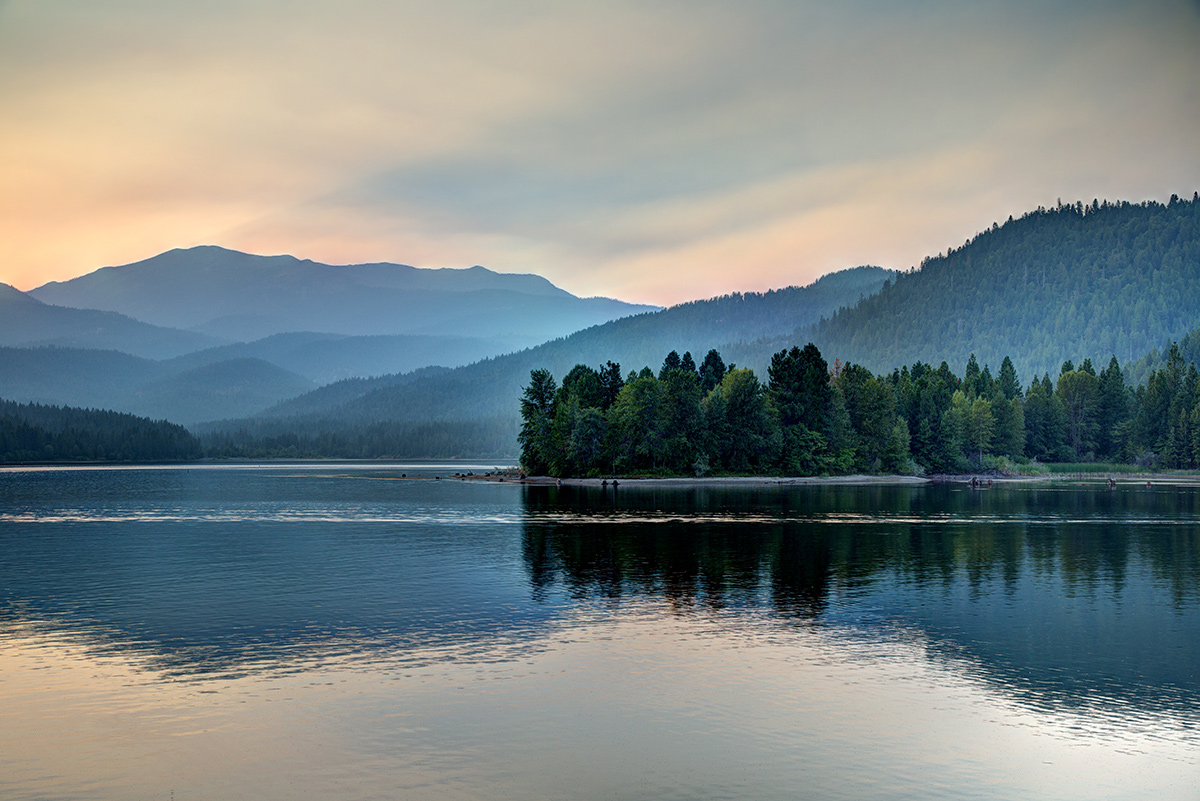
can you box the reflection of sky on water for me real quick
[0,466,553,679]
[2,471,1198,707]
[521,483,1200,724]
[3,597,1196,801]
[1,467,1199,798]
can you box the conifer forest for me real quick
[518,343,1200,477]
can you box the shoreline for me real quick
[521,474,929,487]
[501,472,1189,488]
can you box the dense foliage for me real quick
[519,343,1200,477]
[813,195,1200,381]
[0,399,201,462]
[200,417,517,460]
[1126,325,1200,387]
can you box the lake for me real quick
[1,464,1197,800]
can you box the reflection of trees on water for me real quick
[521,484,1200,715]
[521,484,1200,612]
[523,517,825,615]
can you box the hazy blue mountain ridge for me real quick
[164,331,529,384]
[29,245,655,343]
[0,281,218,359]
[214,266,896,435]
[203,366,451,425]
[3,245,659,422]
[0,347,314,425]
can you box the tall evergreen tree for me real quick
[518,369,558,474]
[1096,356,1129,459]
[705,368,777,472]
[963,354,982,396]
[680,351,697,375]
[997,356,1021,400]
[659,350,683,379]
[598,361,624,410]
[699,349,727,393]
[990,386,1024,458]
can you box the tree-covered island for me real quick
[518,343,1200,478]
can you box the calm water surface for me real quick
[1,464,1197,800]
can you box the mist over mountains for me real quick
[0,281,218,359]
[223,266,897,430]
[3,195,1199,459]
[1,246,656,423]
[29,246,654,344]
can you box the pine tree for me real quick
[659,350,683,379]
[1096,356,1129,459]
[699,350,727,393]
[518,369,558,474]
[997,356,1021,400]
[680,351,697,375]
[1056,368,1100,460]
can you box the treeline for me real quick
[0,399,201,463]
[813,194,1200,382]
[200,417,518,460]
[1126,325,1200,387]
[518,343,1200,477]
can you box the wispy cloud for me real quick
[1,0,1197,303]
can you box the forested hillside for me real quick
[0,347,314,425]
[204,266,895,447]
[1126,326,1200,387]
[0,400,201,462]
[813,195,1200,379]
[165,332,523,384]
[0,282,216,359]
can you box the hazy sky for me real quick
[2,0,1198,305]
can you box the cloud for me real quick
[0,0,1198,302]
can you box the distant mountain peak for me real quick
[27,245,654,343]
[0,282,43,306]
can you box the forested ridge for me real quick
[813,194,1200,380]
[7,196,1198,465]
[201,267,894,439]
[1126,326,1200,387]
[213,195,1200,456]
[200,417,516,460]
[518,342,1200,477]
[0,399,201,462]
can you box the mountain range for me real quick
[3,194,1198,458]
[0,281,217,359]
[222,265,897,430]
[29,246,655,344]
[198,195,1200,459]
[0,246,656,422]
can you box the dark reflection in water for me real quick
[521,483,1200,718]
[2,467,1198,728]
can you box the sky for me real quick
[1,0,1198,306]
